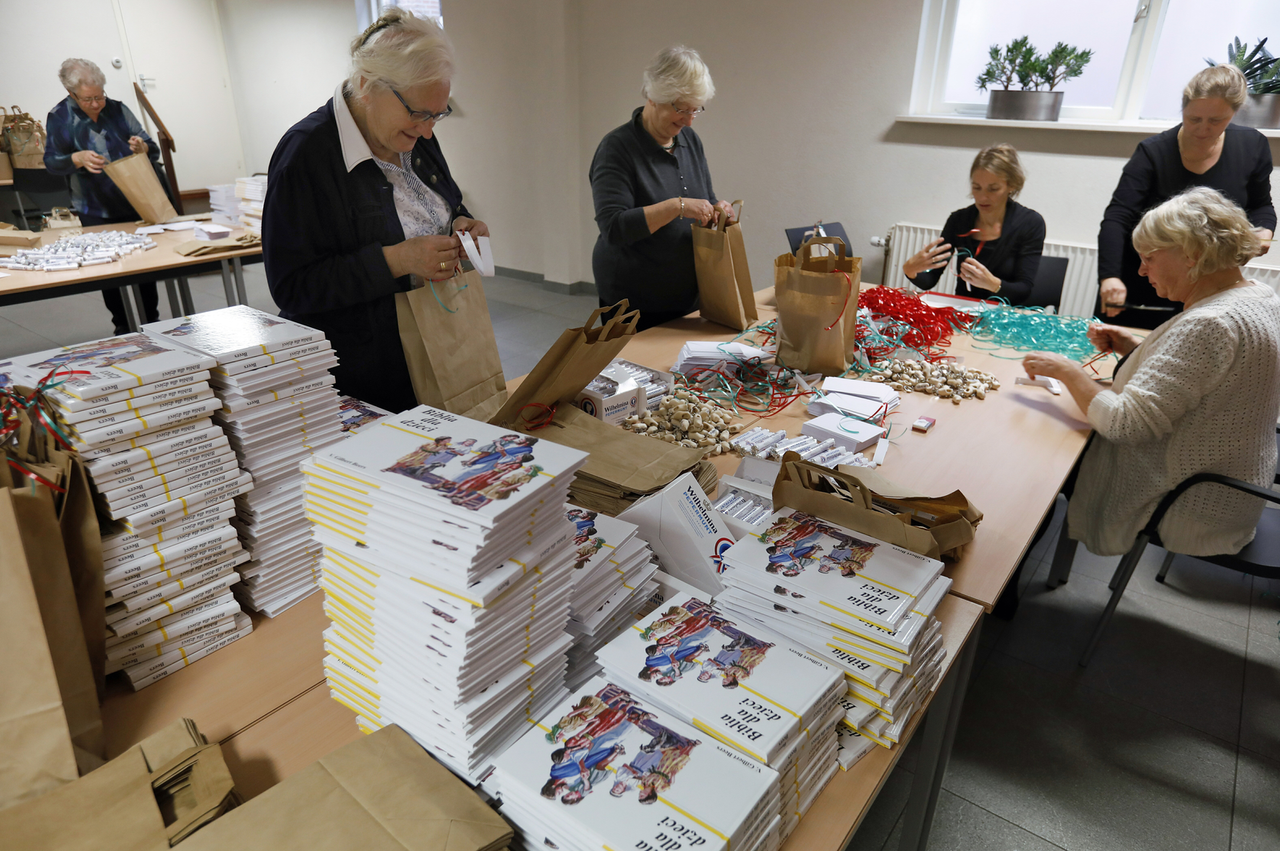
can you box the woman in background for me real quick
[903,143,1046,305]
[590,46,735,330]
[1096,65,1275,329]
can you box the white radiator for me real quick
[886,222,1280,317]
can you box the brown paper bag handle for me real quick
[708,199,745,232]
[589,299,640,342]
[782,455,876,510]
[798,235,847,264]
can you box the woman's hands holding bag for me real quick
[384,234,462,282]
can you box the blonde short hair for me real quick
[1182,65,1247,111]
[970,143,1025,197]
[1132,187,1262,280]
[59,58,105,93]
[642,46,715,106]
[348,8,454,100]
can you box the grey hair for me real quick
[642,46,715,106]
[59,58,106,93]
[348,7,454,100]
[1132,186,1262,281]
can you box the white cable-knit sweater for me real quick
[1068,282,1280,556]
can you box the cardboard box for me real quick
[617,471,735,596]
[0,229,41,248]
[573,358,673,424]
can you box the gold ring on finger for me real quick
[439,261,448,271]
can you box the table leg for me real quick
[220,260,237,306]
[895,619,981,851]
[118,285,140,333]
[164,280,182,318]
[177,277,195,315]
[232,257,248,305]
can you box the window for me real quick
[355,0,443,31]
[912,0,1280,125]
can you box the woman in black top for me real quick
[590,46,735,330]
[903,144,1046,305]
[1097,65,1276,329]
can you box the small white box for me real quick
[573,358,673,424]
[617,471,735,596]
[194,223,233,241]
[801,412,886,453]
[821,376,900,408]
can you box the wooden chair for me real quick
[1047,472,1280,667]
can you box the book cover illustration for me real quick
[337,395,391,435]
[15,334,214,402]
[541,682,700,806]
[381,433,543,512]
[637,598,775,690]
[759,512,881,579]
[145,305,321,361]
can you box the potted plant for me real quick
[1206,37,1280,129]
[977,37,1093,121]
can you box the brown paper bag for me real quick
[4,110,46,170]
[692,200,757,331]
[774,237,862,375]
[397,270,508,420]
[59,457,106,696]
[773,452,981,561]
[491,302,704,498]
[102,152,177,224]
[179,724,512,851]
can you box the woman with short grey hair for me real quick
[263,8,488,412]
[590,45,735,330]
[1024,187,1280,557]
[44,57,165,333]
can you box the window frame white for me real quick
[909,0,1175,124]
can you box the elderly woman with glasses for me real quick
[590,46,735,330]
[264,8,487,412]
[45,57,166,333]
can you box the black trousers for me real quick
[597,298,692,332]
[79,213,161,333]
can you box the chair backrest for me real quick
[1024,255,1068,311]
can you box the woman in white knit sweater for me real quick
[1024,187,1280,557]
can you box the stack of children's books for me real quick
[561,506,663,689]
[336,395,392,437]
[7,334,255,690]
[715,509,951,749]
[302,405,590,782]
[234,175,266,235]
[593,593,845,842]
[487,678,783,851]
[145,306,342,616]
[206,183,239,227]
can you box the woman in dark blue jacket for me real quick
[264,9,486,412]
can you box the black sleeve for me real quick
[907,210,963,291]
[1245,134,1277,231]
[263,155,402,317]
[1098,141,1156,282]
[590,135,653,247]
[994,210,1045,304]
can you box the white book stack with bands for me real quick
[145,306,343,617]
[560,506,662,690]
[487,678,783,851]
[303,405,590,781]
[594,593,845,841]
[715,509,952,748]
[7,333,255,690]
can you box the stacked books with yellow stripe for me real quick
[716,509,951,750]
[561,506,662,690]
[146,306,342,616]
[302,405,590,782]
[593,593,844,842]
[8,333,255,690]
[487,678,783,851]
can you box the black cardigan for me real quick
[1097,124,1276,328]
[263,96,471,413]
[907,200,1046,304]
[590,107,718,320]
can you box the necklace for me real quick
[661,140,676,152]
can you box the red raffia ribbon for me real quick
[518,402,558,431]
[7,458,66,493]
[824,271,854,332]
[857,287,978,363]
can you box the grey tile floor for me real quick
[2,267,1277,851]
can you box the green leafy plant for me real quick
[1206,37,1280,94]
[977,36,1093,92]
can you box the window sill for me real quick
[897,113,1280,138]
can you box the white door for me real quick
[115,0,246,191]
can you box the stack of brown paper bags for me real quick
[173,234,260,257]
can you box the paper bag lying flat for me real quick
[180,724,513,851]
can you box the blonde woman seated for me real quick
[902,143,1046,305]
[1023,187,1280,556]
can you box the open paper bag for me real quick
[774,236,862,375]
[692,200,757,331]
[773,452,981,561]
[103,152,177,224]
[491,301,704,497]
[397,270,508,421]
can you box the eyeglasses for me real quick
[670,103,706,117]
[391,89,452,124]
[75,94,106,105]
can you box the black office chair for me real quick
[1023,255,1068,312]
[1049,472,1280,667]
[11,168,71,230]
